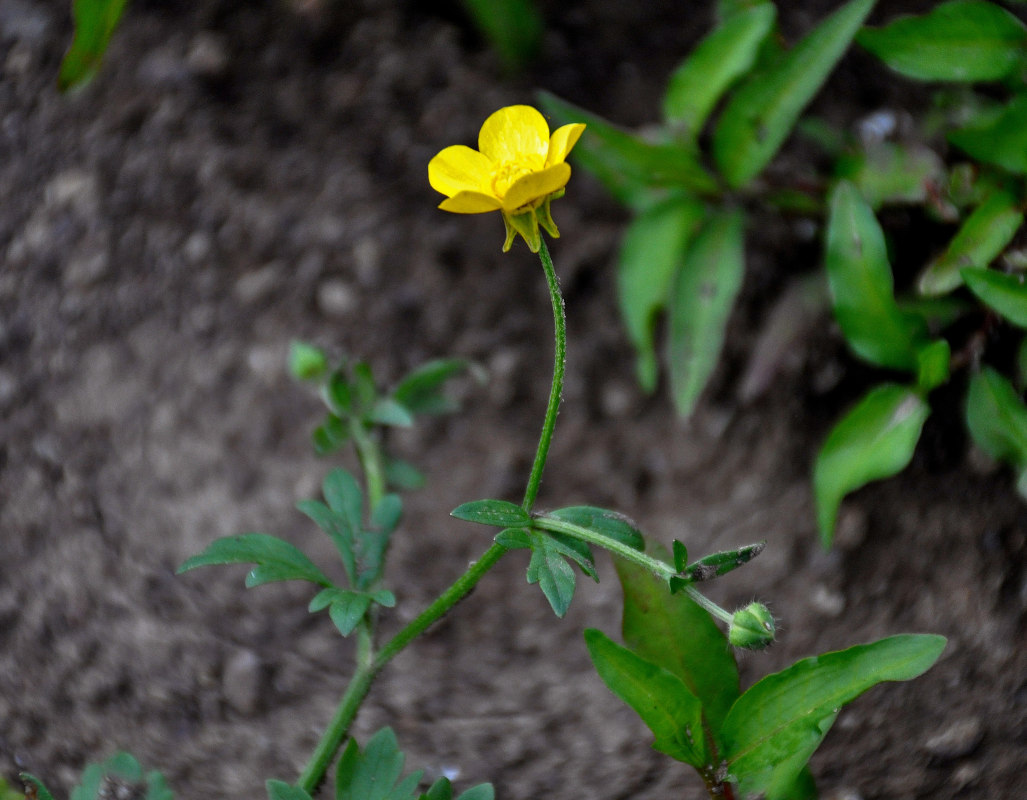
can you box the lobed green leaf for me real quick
[949,94,1027,175]
[857,0,1027,83]
[918,188,1024,296]
[451,499,531,527]
[825,181,929,370]
[712,0,876,188]
[813,383,930,546]
[963,269,1027,327]
[177,533,331,588]
[667,207,746,417]
[617,194,707,391]
[721,635,946,796]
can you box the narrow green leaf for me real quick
[369,398,415,428]
[825,181,929,369]
[177,534,332,588]
[963,269,1027,327]
[966,367,1027,492]
[542,531,598,581]
[547,506,645,551]
[451,499,531,527]
[584,629,709,766]
[538,92,719,205]
[663,5,777,138]
[672,540,688,572]
[392,358,469,416]
[617,194,707,391]
[59,0,129,91]
[323,469,364,531]
[296,498,357,584]
[918,189,1024,295]
[615,557,740,736]
[20,774,56,800]
[814,384,930,546]
[722,635,946,796]
[683,541,766,582]
[289,341,328,381]
[916,339,952,393]
[526,536,577,617]
[667,207,746,417]
[371,494,403,536]
[857,0,1027,82]
[712,0,876,188]
[949,94,1027,175]
[266,780,313,800]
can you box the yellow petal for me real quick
[439,191,504,214]
[502,163,571,211]
[429,145,495,198]
[479,105,550,165]
[547,123,586,167]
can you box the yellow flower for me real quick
[429,105,586,252]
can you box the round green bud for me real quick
[728,602,776,650]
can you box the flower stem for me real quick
[522,238,566,513]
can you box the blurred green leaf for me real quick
[526,533,578,617]
[717,0,773,22]
[327,371,355,416]
[547,506,645,551]
[312,414,349,456]
[949,94,1027,174]
[336,728,422,800]
[682,541,766,582]
[966,367,1027,497]
[667,207,746,417]
[460,0,542,71]
[59,0,129,91]
[857,0,1027,82]
[19,774,54,800]
[916,339,952,393]
[712,0,875,188]
[393,359,470,416]
[69,753,173,800]
[918,189,1024,295]
[962,268,1027,326]
[615,556,739,735]
[289,341,328,381]
[384,456,426,491]
[368,398,414,428]
[310,588,373,637]
[814,384,930,546]
[835,142,945,209]
[825,181,929,370]
[617,194,707,391]
[584,629,709,766]
[266,783,312,800]
[663,5,777,139]
[177,533,331,588]
[419,779,494,800]
[451,499,531,527]
[538,92,719,205]
[722,635,946,797]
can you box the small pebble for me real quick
[222,649,264,715]
[923,717,983,760]
[317,278,357,318]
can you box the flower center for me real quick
[490,157,543,199]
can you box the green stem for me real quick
[350,421,386,508]
[533,516,676,581]
[522,238,566,512]
[683,584,734,626]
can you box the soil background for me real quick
[2,0,1026,798]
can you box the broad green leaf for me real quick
[857,0,1027,82]
[369,398,415,428]
[392,359,469,415]
[20,774,56,800]
[918,189,1024,295]
[615,557,740,735]
[336,728,422,800]
[59,0,129,91]
[617,194,707,391]
[177,533,332,588]
[538,92,719,205]
[547,506,645,551]
[289,341,328,381]
[667,207,746,417]
[712,0,876,188]
[584,629,708,766]
[963,269,1027,327]
[834,142,945,209]
[916,339,952,393]
[814,384,930,546]
[461,0,542,70]
[526,534,577,617]
[967,367,1027,497]
[949,94,1027,175]
[451,499,531,527]
[682,541,766,582]
[266,781,313,800]
[722,635,946,796]
[825,181,929,370]
[663,5,777,139]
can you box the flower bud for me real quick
[728,602,776,650]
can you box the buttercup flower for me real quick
[429,105,586,252]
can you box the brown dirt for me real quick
[2,1,1025,799]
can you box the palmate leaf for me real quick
[667,207,746,417]
[857,0,1027,83]
[336,728,422,800]
[813,384,930,546]
[966,367,1027,498]
[585,629,709,767]
[962,268,1027,327]
[721,635,946,798]
[712,0,876,189]
[177,533,332,589]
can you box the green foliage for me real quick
[178,533,333,589]
[949,94,1027,174]
[459,0,543,71]
[56,753,174,800]
[962,268,1027,326]
[59,0,129,91]
[966,367,1027,497]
